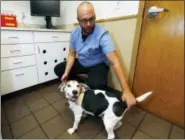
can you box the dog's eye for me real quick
[67,84,71,87]
[77,85,79,87]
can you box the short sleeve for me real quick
[100,31,115,54]
[69,30,76,49]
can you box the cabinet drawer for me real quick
[1,55,36,71]
[33,32,70,43]
[1,44,35,58]
[1,31,33,44]
[1,66,38,95]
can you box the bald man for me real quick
[54,2,136,109]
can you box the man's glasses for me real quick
[78,16,96,24]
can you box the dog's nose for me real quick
[72,90,78,95]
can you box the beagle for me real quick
[58,80,153,139]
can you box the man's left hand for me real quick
[122,90,136,110]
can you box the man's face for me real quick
[77,8,96,35]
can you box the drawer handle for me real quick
[63,48,66,51]
[8,37,18,39]
[13,62,23,64]
[52,36,59,38]
[45,72,48,75]
[54,59,58,63]
[15,73,24,76]
[44,61,47,65]
[10,49,21,52]
[64,58,66,61]
[43,50,47,54]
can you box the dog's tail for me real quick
[136,91,153,102]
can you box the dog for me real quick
[58,80,153,139]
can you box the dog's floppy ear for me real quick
[80,83,90,93]
[58,81,67,93]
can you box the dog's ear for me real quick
[58,81,67,93]
[80,83,90,93]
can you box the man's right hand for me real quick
[61,72,68,82]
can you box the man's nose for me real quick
[72,90,78,95]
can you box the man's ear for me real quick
[58,82,67,93]
[80,83,90,93]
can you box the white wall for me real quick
[61,1,139,24]
[1,1,139,26]
[1,1,65,26]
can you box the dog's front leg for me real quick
[68,108,83,135]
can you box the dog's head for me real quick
[58,80,89,102]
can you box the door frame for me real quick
[129,1,146,89]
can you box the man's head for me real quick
[77,2,96,35]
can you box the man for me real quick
[54,2,136,109]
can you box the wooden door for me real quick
[133,1,184,128]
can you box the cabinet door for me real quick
[36,42,69,83]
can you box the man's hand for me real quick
[122,90,136,110]
[61,72,68,82]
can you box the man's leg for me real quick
[87,62,123,98]
[54,59,89,81]
[87,63,109,90]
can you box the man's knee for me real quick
[88,81,107,90]
[54,62,66,78]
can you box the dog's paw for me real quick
[107,135,115,139]
[67,128,75,135]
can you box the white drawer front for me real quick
[1,44,35,58]
[33,32,70,42]
[1,31,33,44]
[1,55,36,71]
[1,66,38,95]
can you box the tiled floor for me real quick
[1,81,184,139]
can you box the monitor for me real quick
[30,0,60,29]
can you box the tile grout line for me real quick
[130,111,148,139]
[167,123,173,139]
[1,109,14,139]
[22,96,50,139]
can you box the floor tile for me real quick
[39,86,58,97]
[19,126,47,139]
[34,105,58,124]
[10,114,38,138]
[94,129,107,139]
[6,105,31,123]
[43,92,61,104]
[41,115,70,139]
[116,122,136,139]
[1,110,9,125]
[51,99,68,114]
[57,131,82,139]
[23,91,43,104]
[1,124,13,139]
[77,117,103,139]
[2,96,25,111]
[123,106,146,127]
[169,125,184,139]
[132,130,153,139]
[27,98,49,112]
[139,113,171,138]
[60,107,74,126]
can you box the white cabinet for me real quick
[1,28,71,95]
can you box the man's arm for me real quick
[100,30,136,109]
[106,50,136,109]
[106,51,130,93]
[64,48,76,75]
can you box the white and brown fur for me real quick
[58,80,153,139]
